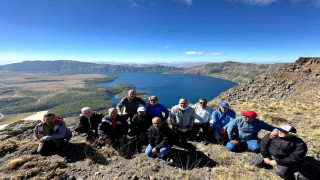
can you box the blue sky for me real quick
[0,0,319,65]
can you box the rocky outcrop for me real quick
[214,57,320,102]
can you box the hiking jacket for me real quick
[131,112,153,136]
[170,105,195,128]
[34,117,72,142]
[98,115,126,141]
[227,117,277,141]
[145,103,169,120]
[192,104,213,124]
[260,133,308,166]
[210,108,236,132]
[148,125,173,151]
[116,96,147,116]
[77,112,104,133]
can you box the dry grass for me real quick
[0,112,35,125]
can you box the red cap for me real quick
[243,110,257,118]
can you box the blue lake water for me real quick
[97,72,237,108]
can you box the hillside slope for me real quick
[175,61,287,83]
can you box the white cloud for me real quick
[184,51,223,56]
[183,0,192,5]
[228,0,278,6]
[163,45,169,49]
[131,2,139,8]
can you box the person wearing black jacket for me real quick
[75,107,104,137]
[98,108,126,146]
[250,125,308,180]
[145,117,173,158]
[131,107,153,144]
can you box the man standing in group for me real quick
[117,89,148,135]
[117,89,148,121]
[170,98,195,147]
[98,108,126,147]
[209,101,236,143]
[250,125,308,180]
[146,117,173,158]
[34,112,72,155]
[226,110,278,153]
[191,98,213,143]
[74,107,104,140]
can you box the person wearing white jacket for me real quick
[190,98,213,142]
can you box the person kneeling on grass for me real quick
[226,110,278,153]
[145,117,173,158]
[34,112,72,155]
[250,125,308,180]
[98,108,126,148]
[74,107,104,141]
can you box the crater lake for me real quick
[98,72,237,108]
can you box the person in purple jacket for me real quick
[145,96,169,125]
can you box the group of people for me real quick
[34,89,308,180]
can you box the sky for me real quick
[0,0,319,65]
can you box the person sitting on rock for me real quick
[145,117,173,158]
[131,107,153,145]
[34,112,72,155]
[226,110,278,153]
[98,108,126,148]
[170,98,195,148]
[190,98,213,143]
[250,125,308,180]
[209,101,236,143]
[145,96,169,125]
[74,107,104,140]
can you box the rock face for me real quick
[214,57,320,103]
[0,120,41,141]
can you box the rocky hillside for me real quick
[209,57,320,177]
[175,61,287,83]
[0,60,179,73]
[212,57,320,102]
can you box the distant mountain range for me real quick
[0,60,288,83]
[0,60,178,74]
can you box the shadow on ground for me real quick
[167,147,216,170]
[56,142,109,165]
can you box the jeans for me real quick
[145,144,172,158]
[226,139,260,153]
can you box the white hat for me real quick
[138,107,146,112]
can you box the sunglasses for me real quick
[199,102,207,104]
[150,99,157,102]
[244,115,253,118]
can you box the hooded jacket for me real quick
[34,117,72,142]
[260,133,308,166]
[210,108,236,132]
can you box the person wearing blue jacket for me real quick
[226,110,278,153]
[145,96,169,125]
[209,101,236,142]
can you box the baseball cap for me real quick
[278,125,297,136]
[220,102,229,108]
[243,110,257,118]
[138,107,146,112]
